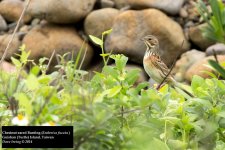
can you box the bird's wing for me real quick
[151,55,170,77]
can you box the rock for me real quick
[105,9,190,65]
[84,8,119,38]
[113,0,128,9]
[206,43,225,56]
[173,49,205,82]
[0,61,16,73]
[0,0,32,23]
[179,7,188,18]
[101,0,115,8]
[113,0,185,15]
[185,55,225,81]
[0,34,21,59]
[27,0,96,24]
[0,15,7,31]
[188,23,215,50]
[22,24,93,68]
[31,18,41,27]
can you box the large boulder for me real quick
[0,61,17,73]
[0,15,7,31]
[0,0,31,23]
[0,34,21,59]
[22,24,93,68]
[173,50,205,82]
[113,0,185,15]
[27,0,96,24]
[185,55,225,81]
[206,43,225,56]
[188,24,215,50]
[85,8,119,38]
[105,9,190,65]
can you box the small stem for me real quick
[121,106,124,128]
[101,34,105,65]
[164,120,167,144]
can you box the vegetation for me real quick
[0,29,225,149]
[196,0,225,43]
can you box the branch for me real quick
[46,49,56,72]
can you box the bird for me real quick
[142,35,193,97]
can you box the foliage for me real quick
[0,31,225,149]
[208,59,225,79]
[196,0,225,43]
[89,29,112,65]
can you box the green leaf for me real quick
[14,92,32,117]
[11,57,22,68]
[7,76,18,97]
[20,50,30,64]
[19,44,26,51]
[89,35,103,46]
[100,53,110,57]
[168,139,187,150]
[107,86,122,98]
[208,60,225,78]
[125,69,140,85]
[191,75,205,91]
[102,29,113,35]
[149,138,170,150]
[217,111,225,118]
[110,54,128,71]
[26,74,39,90]
[102,66,119,79]
[198,120,218,140]
[30,66,40,76]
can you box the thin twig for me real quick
[0,0,31,64]
[46,49,56,72]
[78,46,88,70]
[156,40,184,90]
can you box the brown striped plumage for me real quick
[142,35,193,97]
[142,35,174,84]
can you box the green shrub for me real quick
[196,0,225,43]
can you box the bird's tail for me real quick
[171,79,194,99]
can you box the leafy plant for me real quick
[196,0,225,43]
[208,59,225,79]
[89,29,112,65]
[1,32,225,150]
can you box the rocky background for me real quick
[0,0,225,84]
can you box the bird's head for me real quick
[142,35,159,51]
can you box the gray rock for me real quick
[105,9,190,65]
[179,7,188,18]
[0,34,21,59]
[0,61,16,73]
[101,0,115,8]
[206,43,225,56]
[0,15,7,31]
[185,55,225,82]
[84,8,119,38]
[173,49,205,82]
[22,24,93,69]
[0,0,32,23]
[27,0,96,24]
[113,0,185,15]
[188,23,215,50]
